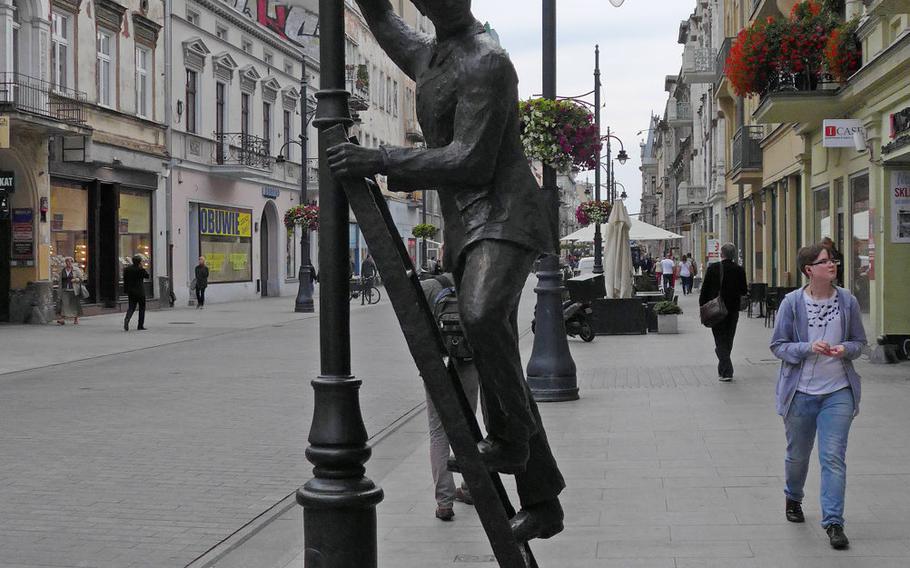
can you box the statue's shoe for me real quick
[510,498,565,542]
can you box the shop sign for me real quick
[868,207,875,281]
[0,171,13,193]
[706,238,721,263]
[11,208,34,264]
[891,171,910,244]
[883,107,910,155]
[261,186,280,199]
[822,119,865,148]
[0,116,9,149]
[199,206,252,238]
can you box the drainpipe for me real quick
[163,0,175,306]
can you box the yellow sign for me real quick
[199,206,252,238]
[0,116,9,149]
[229,253,249,271]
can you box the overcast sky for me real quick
[471,1,695,216]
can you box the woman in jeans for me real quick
[770,243,866,550]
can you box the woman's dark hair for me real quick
[797,244,827,278]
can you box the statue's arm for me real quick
[354,0,432,79]
[383,54,514,188]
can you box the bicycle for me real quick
[350,277,381,305]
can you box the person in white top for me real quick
[679,255,693,295]
[659,253,676,298]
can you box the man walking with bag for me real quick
[699,243,748,381]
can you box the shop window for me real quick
[50,181,89,288]
[118,189,152,291]
[813,185,831,242]
[850,173,870,313]
[198,205,252,283]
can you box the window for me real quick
[286,226,297,279]
[262,101,271,154]
[283,110,292,160]
[135,47,151,118]
[241,39,253,53]
[216,24,228,40]
[264,51,273,66]
[241,93,250,135]
[284,62,294,75]
[850,173,870,313]
[813,185,830,242]
[50,181,90,294]
[185,69,198,133]
[96,30,116,107]
[378,71,385,109]
[198,206,253,283]
[392,80,398,117]
[215,83,226,163]
[185,8,200,26]
[386,76,392,112]
[118,189,153,293]
[51,12,71,90]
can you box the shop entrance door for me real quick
[0,212,10,321]
[260,210,269,297]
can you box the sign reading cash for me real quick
[823,119,865,148]
[199,206,252,238]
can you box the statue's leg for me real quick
[455,240,538,446]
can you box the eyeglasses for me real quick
[808,259,842,267]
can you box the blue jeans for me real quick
[784,388,855,527]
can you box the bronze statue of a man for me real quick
[327,0,565,541]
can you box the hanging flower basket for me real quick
[575,200,612,227]
[825,19,862,83]
[412,223,438,240]
[519,98,601,174]
[284,204,320,231]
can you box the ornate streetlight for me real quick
[276,73,318,313]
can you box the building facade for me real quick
[1,0,167,322]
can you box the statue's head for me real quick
[412,0,473,33]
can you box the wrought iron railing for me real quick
[213,132,272,168]
[760,68,841,101]
[732,125,763,172]
[345,64,370,112]
[0,72,88,125]
[715,38,733,90]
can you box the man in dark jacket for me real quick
[699,243,748,381]
[360,254,377,305]
[123,255,150,331]
[326,0,564,543]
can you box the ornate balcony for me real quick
[667,100,692,127]
[212,132,272,169]
[753,71,843,125]
[677,183,706,210]
[346,64,370,112]
[731,125,763,185]
[682,46,717,84]
[0,72,90,132]
[405,118,423,143]
[714,37,734,98]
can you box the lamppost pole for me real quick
[527,0,579,403]
[606,127,613,204]
[295,72,315,313]
[297,0,382,564]
[593,46,603,275]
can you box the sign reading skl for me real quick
[823,119,865,148]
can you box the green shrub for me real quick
[654,300,683,315]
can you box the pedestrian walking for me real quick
[679,255,694,295]
[660,252,675,298]
[194,256,209,309]
[419,274,480,522]
[123,255,150,331]
[698,243,748,381]
[56,257,85,325]
[770,243,866,550]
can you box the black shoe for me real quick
[137,327,147,331]
[510,498,564,542]
[477,437,529,475]
[785,499,804,523]
[826,524,849,550]
[124,321,129,331]
[455,487,473,505]
[435,506,454,522]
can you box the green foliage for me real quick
[412,223,438,239]
[654,300,683,315]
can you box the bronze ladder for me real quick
[325,125,537,568]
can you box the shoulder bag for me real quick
[700,263,728,328]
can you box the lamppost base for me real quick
[295,265,315,313]
[295,300,315,313]
[526,255,579,403]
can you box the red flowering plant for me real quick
[825,18,862,83]
[780,1,836,82]
[725,19,776,97]
[519,98,601,173]
[575,200,612,227]
[284,204,320,231]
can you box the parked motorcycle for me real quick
[531,299,595,342]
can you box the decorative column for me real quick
[296,1,383,565]
[295,72,315,313]
[593,46,603,275]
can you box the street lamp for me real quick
[276,74,318,313]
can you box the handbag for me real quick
[78,284,90,299]
[190,278,197,291]
[699,263,728,328]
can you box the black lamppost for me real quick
[527,0,578,403]
[296,0,382,564]
[276,73,317,313]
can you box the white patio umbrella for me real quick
[602,200,634,299]
[560,219,684,242]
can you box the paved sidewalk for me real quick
[250,287,910,568]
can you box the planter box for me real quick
[657,314,679,334]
